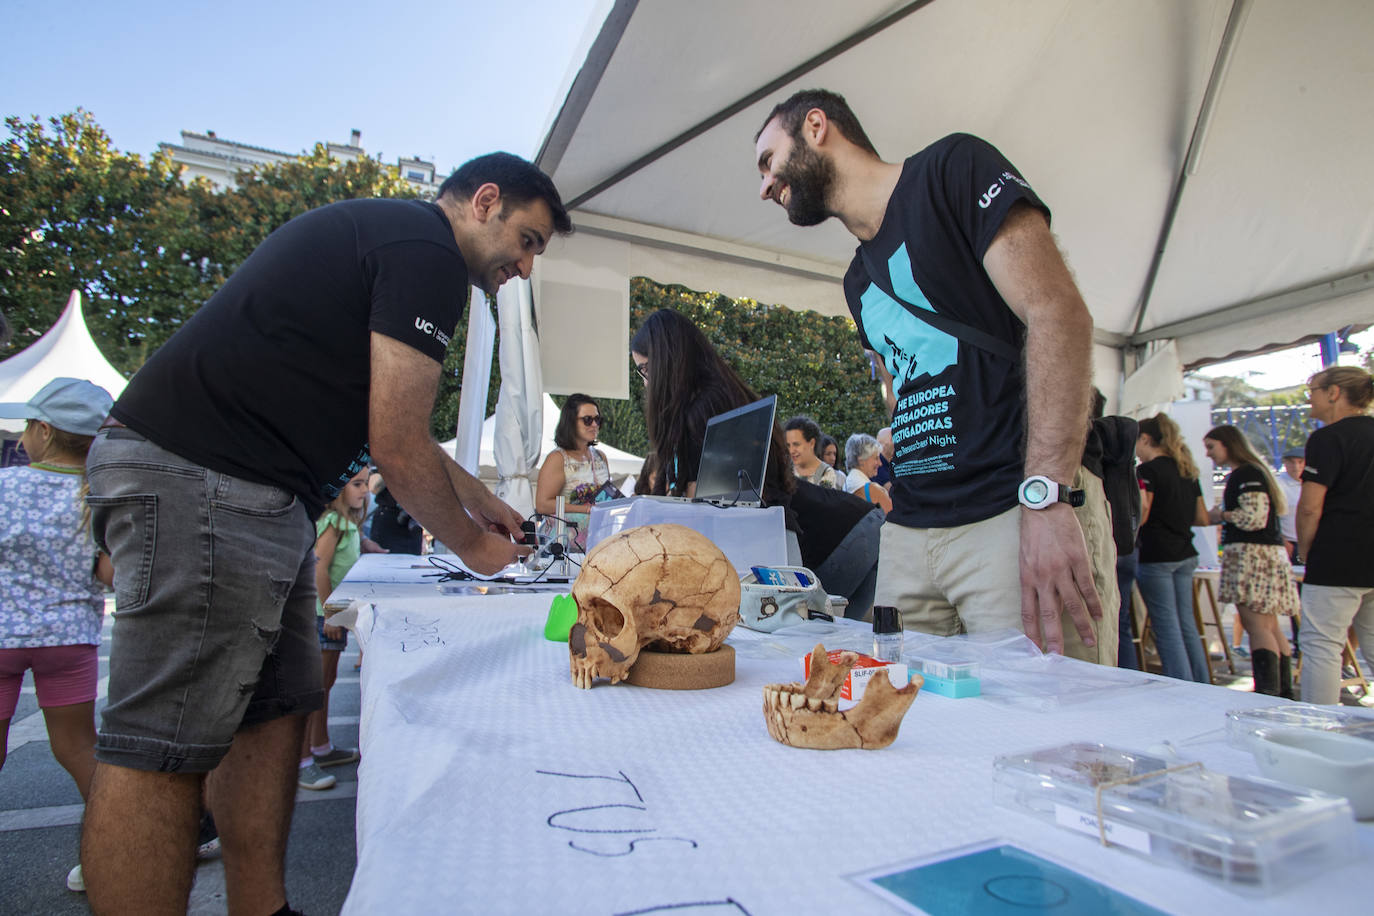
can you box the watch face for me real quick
[1024,479,1049,504]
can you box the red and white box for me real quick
[801,650,909,701]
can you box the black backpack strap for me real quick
[858,246,1020,363]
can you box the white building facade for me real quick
[160,128,443,196]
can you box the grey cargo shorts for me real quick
[86,427,323,773]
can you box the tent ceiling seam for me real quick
[1130,0,1252,337]
[535,0,640,174]
[565,0,938,210]
[1130,265,1374,346]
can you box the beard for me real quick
[776,141,835,227]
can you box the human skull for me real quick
[569,524,741,688]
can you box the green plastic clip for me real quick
[544,593,578,642]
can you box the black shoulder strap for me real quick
[858,246,1020,363]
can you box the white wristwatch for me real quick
[1018,475,1086,510]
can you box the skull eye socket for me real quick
[588,599,626,639]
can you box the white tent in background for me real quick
[0,290,127,432]
[442,392,643,488]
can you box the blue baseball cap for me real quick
[0,377,114,436]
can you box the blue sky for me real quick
[2,0,604,172]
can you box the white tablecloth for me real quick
[337,558,1370,914]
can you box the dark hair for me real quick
[819,433,840,469]
[631,308,794,498]
[554,393,599,451]
[1091,387,1107,419]
[754,89,879,157]
[1204,424,1286,515]
[437,151,572,234]
[784,415,821,449]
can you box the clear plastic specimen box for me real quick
[992,742,1356,894]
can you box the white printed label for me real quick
[1053,803,1152,854]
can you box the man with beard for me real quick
[82,152,571,914]
[753,89,1115,663]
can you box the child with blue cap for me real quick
[0,377,114,891]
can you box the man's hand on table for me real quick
[457,530,533,577]
[1019,504,1103,654]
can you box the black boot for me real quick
[1251,648,1280,696]
[1279,654,1295,700]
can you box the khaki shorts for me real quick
[874,468,1118,664]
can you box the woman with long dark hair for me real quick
[630,309,791,500]
[1134,413,1211,682]
[1295,366,1374,704]
[630,309,882,619]
[1202,424,1299,696]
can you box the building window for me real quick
[406,170,427,182]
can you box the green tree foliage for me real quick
[2,111,884,451]
[0,111,221,373]
[206,144,419,267]
[1207,375,1259,408]
[583,278,889,460]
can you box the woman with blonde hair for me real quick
[1202,425,1300,697]
[1134,413,1211,682]
[1295,366,1374,704]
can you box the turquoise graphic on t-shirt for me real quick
[859,243,958,389]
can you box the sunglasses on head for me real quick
[579,415,604,427]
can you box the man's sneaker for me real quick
[298,762,336,790]
[66,864,84,892]
[314,747,360,768]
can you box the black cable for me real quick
[423,555,481,582]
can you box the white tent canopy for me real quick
[0,290,127,432]
[442,392,643,485]
[532,0,1374,403]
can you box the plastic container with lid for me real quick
[992,742,1357,894]
[1224,703,1374,748]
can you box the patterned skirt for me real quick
[1218,543,1299,615]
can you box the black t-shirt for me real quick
[790,479,880,569]
[844,134,1041,528]
[113,199,468,518]
[1301,415,1374,587]
[1136,456,1200,562]
[1220,463,1282,547]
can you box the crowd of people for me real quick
[1119,366,1374,704]
[0,85,1371,915]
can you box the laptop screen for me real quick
[693,395,777,505]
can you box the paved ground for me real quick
[0,600,362,915]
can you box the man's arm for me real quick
[983,202,1101,654]
[1295,480,1326,560]
[369,332,526,575]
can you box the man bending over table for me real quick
[83,153,571,915]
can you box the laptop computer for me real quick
[690,394,777,507]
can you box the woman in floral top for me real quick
[0,379,113,824]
